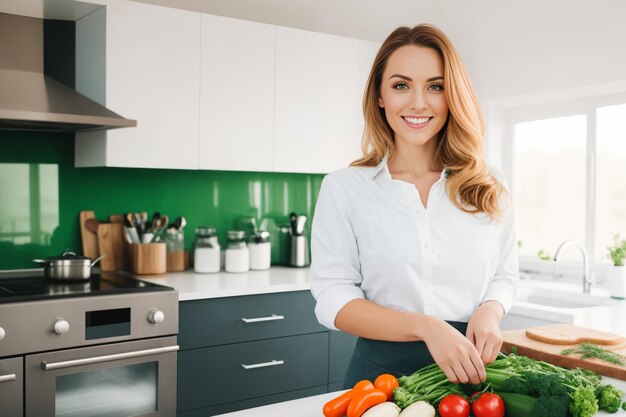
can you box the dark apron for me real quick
[343,320,468,389]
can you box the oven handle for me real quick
[0,373,16,383]
[41,345,179,371]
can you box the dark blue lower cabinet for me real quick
[177,332,329,415]
[329,330,358,389]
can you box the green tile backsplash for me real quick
[0,131,325,270]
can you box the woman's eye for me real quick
[429,84,444,92]
[393,82,409,90]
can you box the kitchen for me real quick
[1,0,626,416]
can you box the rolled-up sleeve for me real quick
[310,174,364,330]
[481,172,519,314]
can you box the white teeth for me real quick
[404,116,430,125]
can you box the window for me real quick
[507,95,626,263]
[596,103,626,260]
[514,116,587,260]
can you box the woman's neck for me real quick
[388,139,439,177]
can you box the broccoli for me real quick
[569,386,600,417]
[595,384,624,413]
[497,392,570,417]
[622,401,626,411]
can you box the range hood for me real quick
[0,13,136,132]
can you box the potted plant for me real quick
[606,234,626,299]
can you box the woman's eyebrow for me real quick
[388,74,444,82]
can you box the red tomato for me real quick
[438,394,470,417]
[373,374,399,401]
[471,392,505,417]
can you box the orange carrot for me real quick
[322,380,374,417]
[346,388,387,417]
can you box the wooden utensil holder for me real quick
[129,243,166,275]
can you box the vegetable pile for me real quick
[323,374,436,417]
[393,351,626,417]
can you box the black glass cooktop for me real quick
[0,271,172,303]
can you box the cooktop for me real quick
[0,271,173,303]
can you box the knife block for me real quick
[128,243,166,275]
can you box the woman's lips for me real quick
[402,116,432,128]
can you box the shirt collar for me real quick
[370,152,450,180]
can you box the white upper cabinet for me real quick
[198,15,275,172]
[75,0,201,169]
[274,27,379,173]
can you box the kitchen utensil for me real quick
[97,222,128,271]
[502,324,626,380]
[85,218,101,234]
[33,251,105,281]
[109,214,124,224]
[79,211,99,260]
[290,212,298,235]
[172,216,187,232]
[296,215,307,235]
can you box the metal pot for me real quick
[33,251,105,281]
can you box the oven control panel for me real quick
[0,291,177,357]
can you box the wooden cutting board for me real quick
[502,324,626,380]
[79,210,98,260]
[97,222,127,271]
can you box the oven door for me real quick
[25,336,178,417]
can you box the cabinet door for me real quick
[199,15,275,171]
[329,330,358,385]
[76,0,201,169]
[274,27,379,173]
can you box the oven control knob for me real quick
[53,319,70,335]
[0,326,5,341]
[148,310,165,324]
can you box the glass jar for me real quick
[164,229,185,272]
[225,230,249,273]
[249,231,271,270]
[193,226,220,273]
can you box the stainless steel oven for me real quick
[0,271,178,417]
[26,336,177,417]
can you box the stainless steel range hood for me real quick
[0,13,136,132]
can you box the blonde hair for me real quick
[351,24,506,219]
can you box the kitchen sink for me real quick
[516,286,620,309]
[502,281,626,331]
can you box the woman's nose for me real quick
[409,90,427,111]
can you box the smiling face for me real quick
[378,45,449,148]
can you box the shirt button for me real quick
[424,243,429,248]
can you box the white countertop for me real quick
[138,266,310,300]
[214,377,626,417]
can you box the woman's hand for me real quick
[422,317,486,385]
[466,301,505,365]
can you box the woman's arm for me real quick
[337,298,487,385]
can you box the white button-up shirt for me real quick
[310,155,519,331]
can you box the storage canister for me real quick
[249,231,271,270]
[193,226,220,273]
[225,230,249,273]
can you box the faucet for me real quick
[553,240,596,293]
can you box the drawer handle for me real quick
[241,314,285,323]
[0,373,16,383]
[241,359,285,370]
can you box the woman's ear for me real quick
[378,97,384,108]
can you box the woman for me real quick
[309,24,518,388]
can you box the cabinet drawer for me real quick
[177,332,329,411]
[179,291,326,349]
